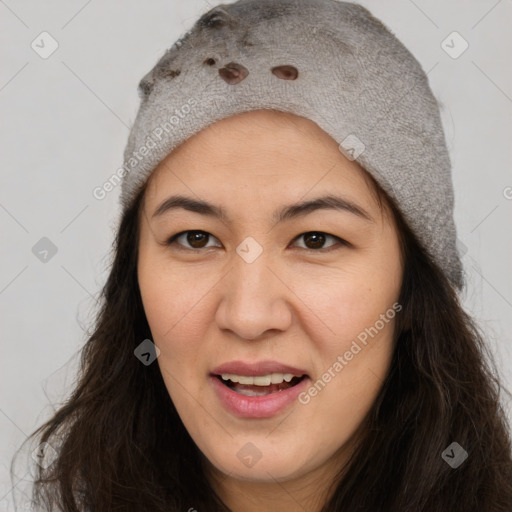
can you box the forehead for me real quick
[143,110,385,220]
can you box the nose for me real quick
[214,253,293,341]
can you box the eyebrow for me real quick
[151,194,374,224]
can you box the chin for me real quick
[203,442,312,483]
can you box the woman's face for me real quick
[138,110,403,502]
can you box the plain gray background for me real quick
[1,0,511,508]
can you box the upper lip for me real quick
[211,360,309,377]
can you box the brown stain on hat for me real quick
[271,65,298,80]
[218,62,249,84]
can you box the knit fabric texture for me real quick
[119,0,464,290]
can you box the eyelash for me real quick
[165,230,348,253]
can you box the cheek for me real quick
[138,267,210,402]
[298,244,401,399]
[314,287,397,395]
[297,278,398,449]
[303,265,400,348]
[138,253,214,342]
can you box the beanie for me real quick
[119,0,464,290]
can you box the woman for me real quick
[15,0,512,510]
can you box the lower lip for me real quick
[209,375,310,419]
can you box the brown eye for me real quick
[292,232,345,252]
[165,230,346,253]
[166,230,221,251]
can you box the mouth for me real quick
[213,373,308,397]
[209,370,311,418]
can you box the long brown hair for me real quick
[13,176,512,511]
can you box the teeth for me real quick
[220,372,303,386]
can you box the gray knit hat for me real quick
[119,0,464,290]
